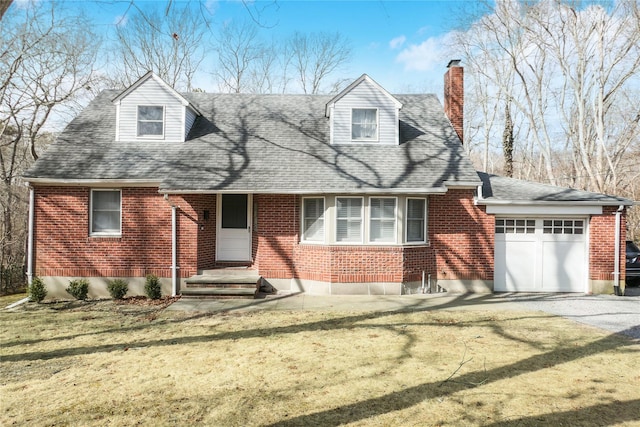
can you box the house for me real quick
[23,61,633,299]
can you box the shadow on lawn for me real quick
[3,293,639,424]
[484,399,640,426]
[265,327,639,427]
[1,292,560,360]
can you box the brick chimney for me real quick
[444,59,464,144]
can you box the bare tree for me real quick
[110,4,210,91]
[214,21,263,93]
[287,31,352,94]
[454,0,640,194]
[0,0,99,286]
[213,24,352,95]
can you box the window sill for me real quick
[89,233,122,239]
[298,242,431,248]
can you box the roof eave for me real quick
[476,198,634,207]
[25,178,162,187]
[159,187,450,195]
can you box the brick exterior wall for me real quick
[429,189,494,282]
[34,187,200,279]
[33,185,624,292]
[589,206,626,282]
[253,194,298,278]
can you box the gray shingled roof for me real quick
[477,172,632,205]
[25,90,481,193]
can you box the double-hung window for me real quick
[137,105,164,137]
[406,198,426,243]
[336,197,363,243]
[302,197,325,242]
[369,197,396,243]
[90,189,121,235]
[351,108,378,141]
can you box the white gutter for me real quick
[478,199,632,207]
[613,205,624,296]
[26,187,35,286]
[158,187,450,195]
[171,204,178,297]
[24,178,161,187]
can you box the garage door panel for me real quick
[541,240,585,292]
[494,237,540,292]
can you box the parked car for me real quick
[626,240,640,286]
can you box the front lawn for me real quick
[1,300,638,426]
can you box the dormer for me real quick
[112,71,201,142]
[325,74,403,145]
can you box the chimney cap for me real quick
[447,59,462,68]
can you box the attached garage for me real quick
[494,217,587,292]
[477,173,633,294]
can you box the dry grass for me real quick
[1,299,639,426]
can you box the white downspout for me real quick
[171,204,178,297]
[613,205,623,296]
[26,187,35,286]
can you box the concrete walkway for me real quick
[165,292,527,313]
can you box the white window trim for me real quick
[335,196,364,244]
[351,108,379,142]
[136,105,165,138]
[90,189,122,237]
[405,197,427,244]
[368,196,397,244]
[301,196,326,244]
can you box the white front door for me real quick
[216,194,252,261]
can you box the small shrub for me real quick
[66,278,89,300]
[144,274,162,300]
[29,277,47,303]
[107,279,128,300]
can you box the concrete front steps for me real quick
[181,268,265,299]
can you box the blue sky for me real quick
[75,0,467,95]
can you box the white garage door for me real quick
[494,218,587,292]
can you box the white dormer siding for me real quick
[184,107,197,140]
[327,75,402,145]
[112,72,201,143]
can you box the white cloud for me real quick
[389,35,406,50]
[395,33,453,72]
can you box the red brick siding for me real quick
[403,245,437,283]
[253,194,298,277]
[181,194,216,270]
[589,206,626,281]
[34,188,495,285]
[34,187,199,278]
[251,193,494,284]
[293,245,408,283]
[429,189,494,281]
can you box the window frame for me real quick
[301,197,326,243]
[90,189,122,237]
[368,196,397,244]
[405,197,427,244]
[351,108,379,142]
[136,105,165,138]
[335,196,364,244]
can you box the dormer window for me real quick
[137,105,164,137]
[351,108,378,141]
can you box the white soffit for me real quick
[486,204,603,215]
